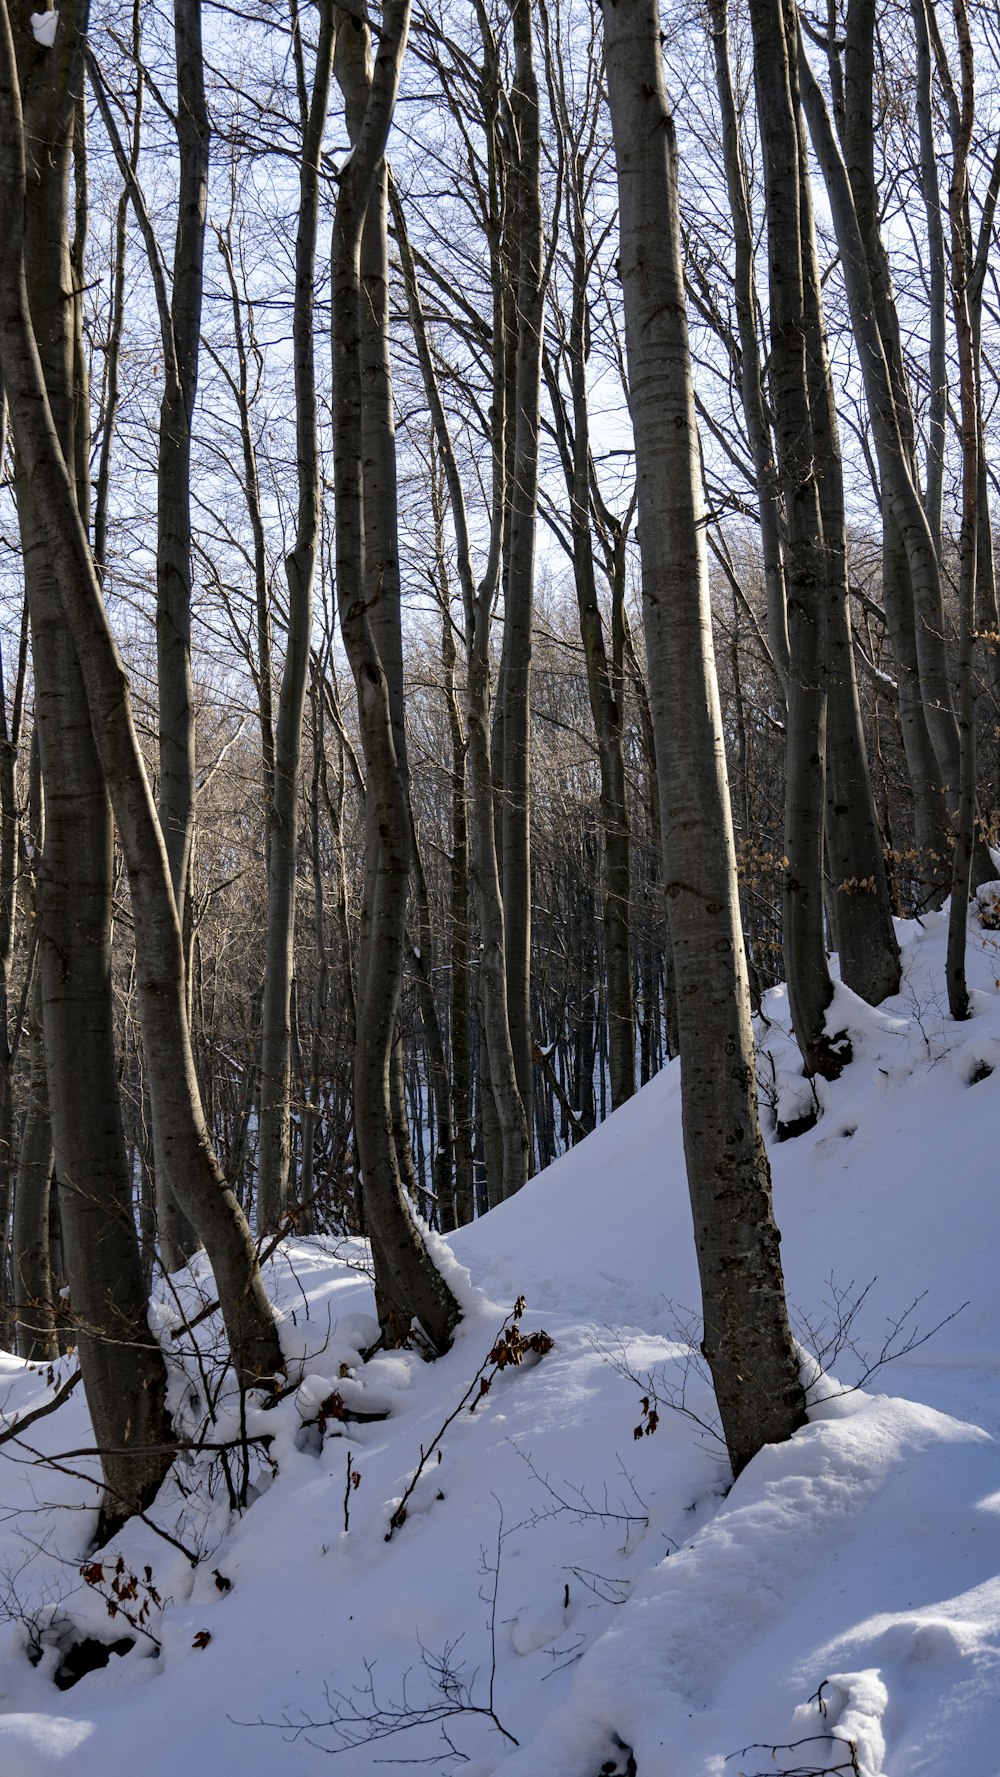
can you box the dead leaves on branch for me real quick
[386,1298,553,1540]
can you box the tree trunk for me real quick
[601,0,806,1477]
[750,0,843,1080]
[257,0,335,1230]
[944,0,979,1020]
[500,0,544,1146]
[390,176,528,1201]
[155,0,208,923]
[13,954,57,1364]
[797,103,899,1003]
[540,31,636,1109]
[331,0,460,1351]
[800,28,963,827]
[0,0,282,1396]
[708,0,790,695]
[5,6,172,1531]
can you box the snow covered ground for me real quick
[1,902,999,1776]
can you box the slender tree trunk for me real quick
[0,605,26,1317]
[750,0,844,1079]
[945,0,979,1020]
[390,178,528,1200]
[439,583,474,1226]
[910,0,947,556]
[601,0,806,1477]
[13,793,57,1365]
[215,224,276,846]
[797,36,960,898]
[708,0,790,695]
[800,27,962,819]
[500,0,544,1146]
[331,0,459,1351]
[0,1,282,1396]
[3,4,173,1529]
[257,0,335,1230]
[298,663,331,1231]
[540,32,636,1109]
[797,109,899,1002]
[409,835,455,1231]
[92,0,141,577]
[156,0,208,920]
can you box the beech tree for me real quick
[0,0,283,1415]
[331,0,460,1349]
[600,0,806,1474]
[256,0,335,1230]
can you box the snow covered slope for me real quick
[1,903,999,1776]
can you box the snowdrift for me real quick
[1,903,999,1776]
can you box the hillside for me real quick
[1,902,999,1776]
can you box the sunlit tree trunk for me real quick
[601,0,806,1477]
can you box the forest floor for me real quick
[1,901,1000,1775]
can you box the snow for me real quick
[29,11,58,48]
[2,907,1000,1773]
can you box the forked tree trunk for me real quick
[601,0,806,1478]
[798,27,991,899]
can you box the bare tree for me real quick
[331,0,460,1349]
[600,0,806,1476]
[257,0,335,1230]
[0,0,283,1399]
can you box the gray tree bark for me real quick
[331,0,460,1350]
[155,0,208,923]
[12,736,56,1362]
[0,0,283,1398]
[795,98,899,1003]
[707,0,790,696]
[601,0,806,1478]
[257,0,335,1231]
[797,38,966,897]
[944,0,979,1020]
[749,0,844,1080]
[541,30,636,1110]
[1,1,173,1532]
